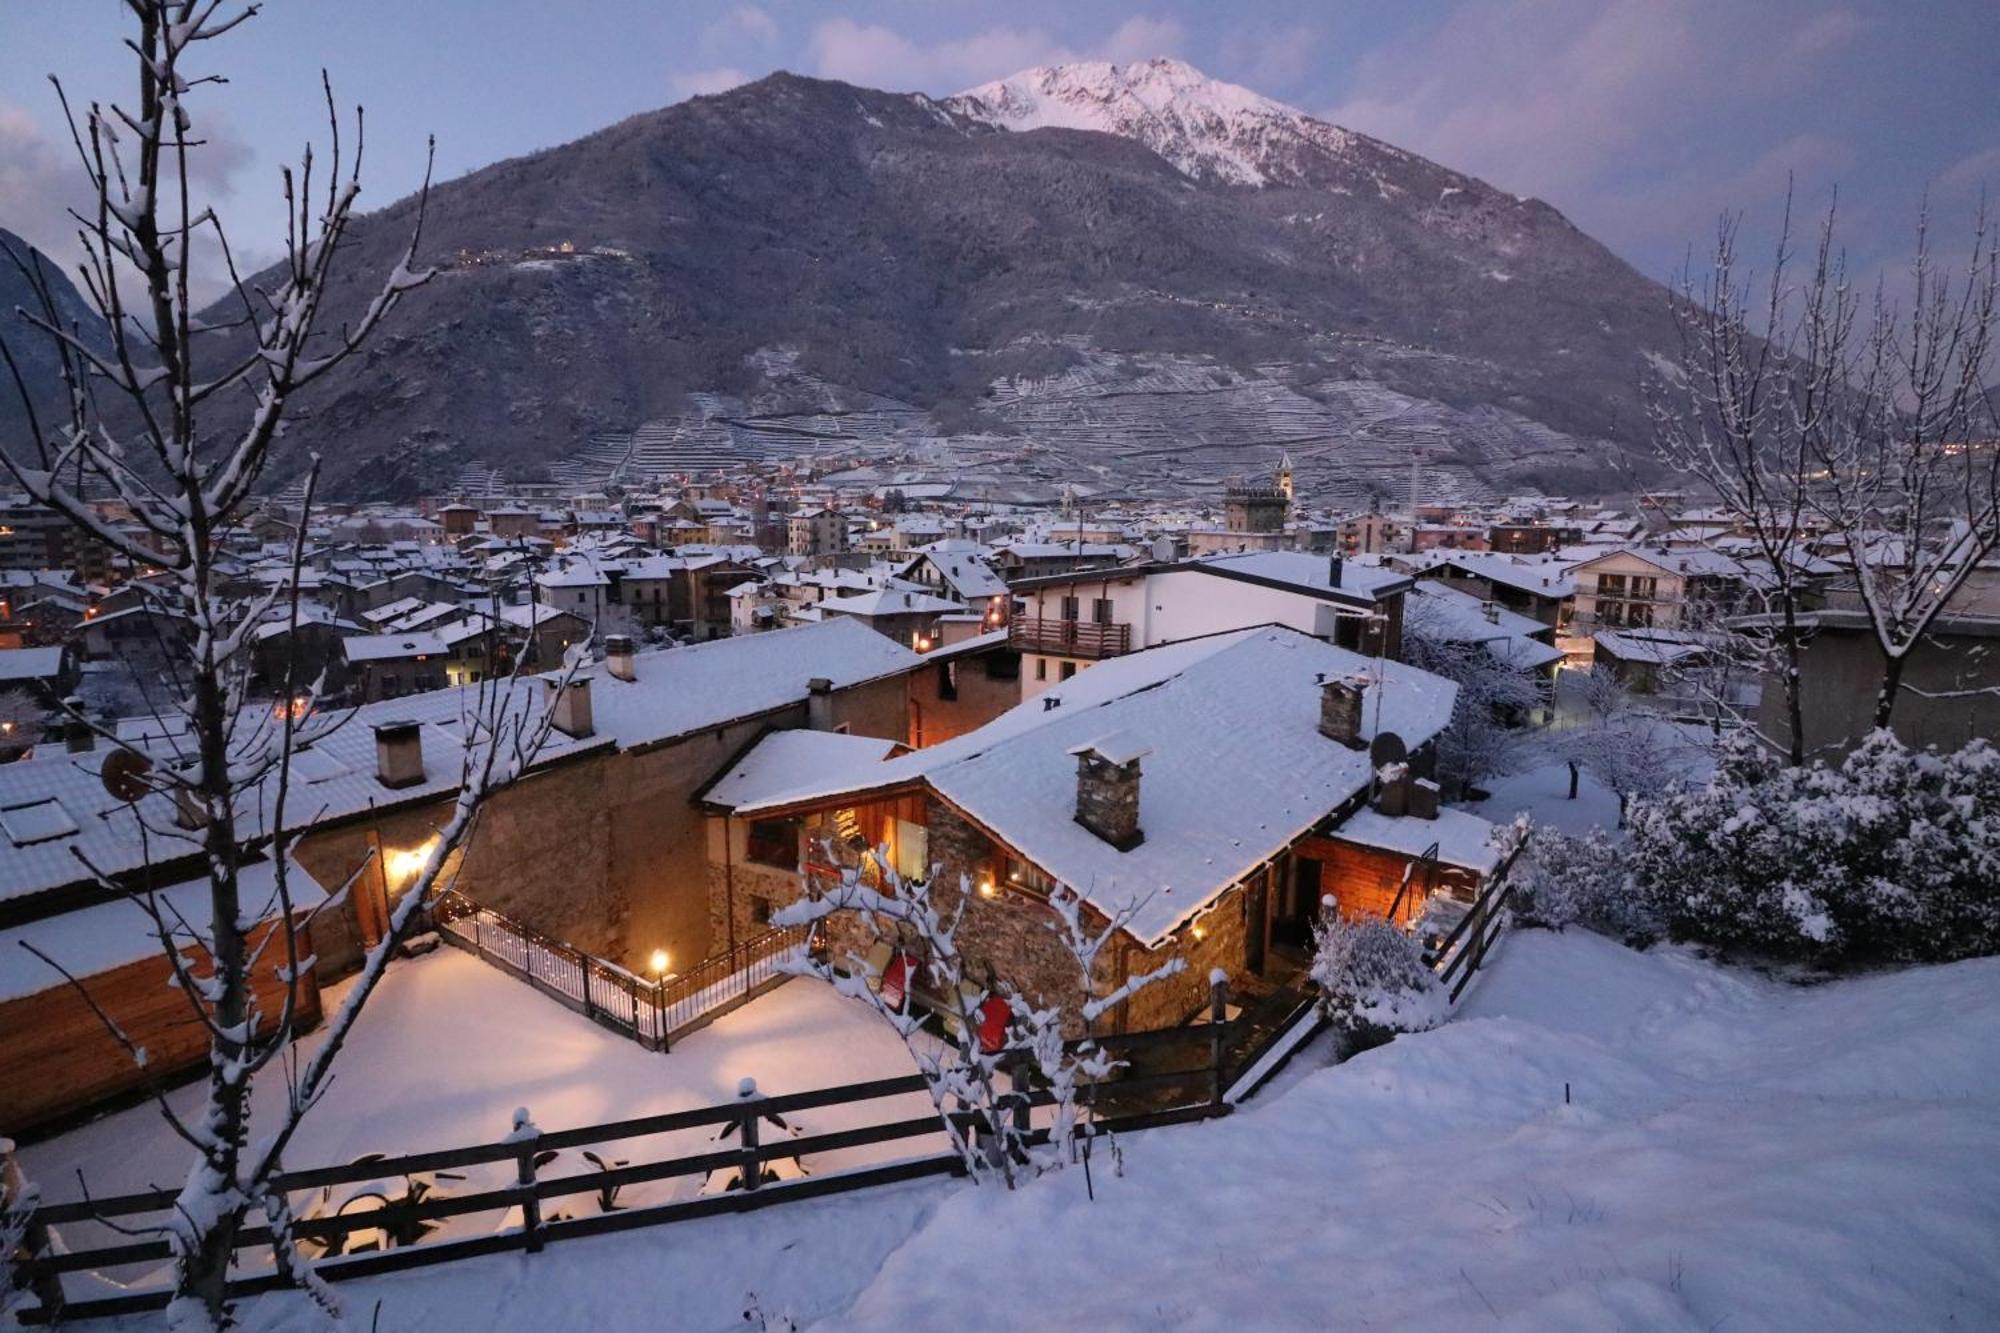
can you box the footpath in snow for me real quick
[98,928,2000,1332]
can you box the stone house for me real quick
[703,627,1499,1034]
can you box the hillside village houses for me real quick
[3,457,1999,1137]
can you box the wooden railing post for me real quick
[6,1140,62,1321]
[1208,971,1229,1109]
[736,1079,762,1192]
[509,1108,543,1253]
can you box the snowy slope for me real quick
[117,931,2000,1331]
[948,57,1362,187]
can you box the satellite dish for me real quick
[101,748,155,803]
[1368,730,1408,771]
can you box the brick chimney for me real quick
[1319,676,1366,749]
[604,634,636,682]
[374,720,425,789]
[545,674,594,739]
[1067,733,1149,851]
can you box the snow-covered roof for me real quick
[1192,550,1410,603]
[0,682,610,905]
[0,646,66,683]
[817,588,964,618]
[736,627,1458,946]
[1592,630,1711,664]
[587,617,923,750]
[1334,806,1507,876]
[0,856,321,1003]
[704,730,903,810]
[342,633,448,663]
[1410,550,1576,597]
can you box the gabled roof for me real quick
[734,626,1457,946]
[342,633,447,663]
[587,617,924,750]
[1190,551,1412,604]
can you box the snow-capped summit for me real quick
[947,56,1358,187]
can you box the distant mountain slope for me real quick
[159,60,1678,499]
[0,229,110,458]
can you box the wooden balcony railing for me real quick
[1008,616,1131,659]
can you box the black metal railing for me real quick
[432,890,807,1051]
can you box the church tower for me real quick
[1277,451,1295,502]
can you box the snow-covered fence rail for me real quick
[1425,852,1523,1004]
[431,890,807,1050]
[12,1020,1243,1323]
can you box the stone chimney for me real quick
[806,677,835,731]
[1328,554,1345,588]
[545,674,594,740]
[1319,676,1366,749]
[1481,600,1500,623]
[1067,733,1149,851]
[375,720,425,789]
[604,634,636,682]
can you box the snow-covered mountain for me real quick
[122,64,1683,499]
[947,57,1363,188]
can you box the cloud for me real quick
[1220,23,1321,94]
[709,3,778,51]
[806,13,1187,97]
[1319,0,1869,277]
[0,95,257,308]
[671,67,751,101]
[1100,16,1186,64]
[0,97,92,265]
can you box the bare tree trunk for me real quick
[1872,648,1910,733]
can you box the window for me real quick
[1004,856,1055,895]
[1091,597,1115,625]
[936,660,958,701]
[1034,658,1047,681]
[1060,661,1077,681]
[745,818,797,869]
[1060,595,1080,621]
[750,895,775,927]
[892,819,929,882]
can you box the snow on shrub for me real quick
[1515,828,1655,942]
[1627,729,2000,963]
[1310,914,1446,1043]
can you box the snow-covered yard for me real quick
[22,948,942,1308]
[57,929,1996,1331]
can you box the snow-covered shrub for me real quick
[1311,915,1446,1046]
[1628,731,1842,955]
[1515,829,1654,942]
[1626,730,2000,964]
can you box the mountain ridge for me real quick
[7,63,1678,501]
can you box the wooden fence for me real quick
[12,992,1242,1324]
[432,890,807,1051]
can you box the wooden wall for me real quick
[1298,836,1480,926]
[0,916,321,1138]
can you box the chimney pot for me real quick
[806,676,836,731]
[1319,677,1366,749]
[545,675,594,739]
[605,634,636,682]
[375,720,426,789]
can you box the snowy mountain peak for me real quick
[947,57,1355,187]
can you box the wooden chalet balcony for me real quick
[1009,616,1132,659]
